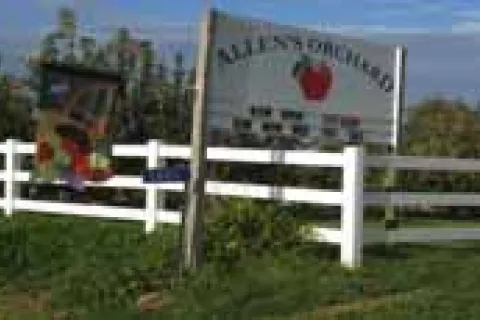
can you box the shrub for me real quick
[205,198,303,265]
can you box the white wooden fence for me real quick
[2,138,480,269]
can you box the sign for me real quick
[183,9,406,270]
[142,165,190,183]
[32,62,124,191]
[203,10,405,148]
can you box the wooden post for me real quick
[384,46,407,229]
[184,9,215,271]
[178,178,189,278]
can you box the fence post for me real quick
[145,139,166,233]
[341,146,364,269]
[5,139,20,217]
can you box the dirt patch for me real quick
[137,291,173,312]
[0,291,54,318]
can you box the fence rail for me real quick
[2,139,480,268]
[366,154,480,171]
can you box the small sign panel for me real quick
[142,165,190,183]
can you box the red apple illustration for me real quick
[292,55,333,102]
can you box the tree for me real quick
[0,80,32,142]
[57,7,77,63]
[400,98,480,202]
[402,98,480,158]
[40,33,60,61]
[79,36,96,66]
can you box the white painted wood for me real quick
[16,142,151,159]
[112,144,148,157]
[341,146,364,269]
[145,140,165,233]
[205,181,343,205]
[391,45,406,150]
[309,227,342,244]
[158,144,190,159]
[14,199,182,224]
[387,228,480,243]
[14,142,34,154]
[155,144,345,167]
[12,141,480,173]
[363,228,388,244]
[156,210,182,225]
[281,151,345,167]
[366,192,480,207]
[15,199,145,221]
[206,147,344,167]
[5,139,20,217]
[12,172,146,188]
[12,142,346,166]
[366,155,480,172]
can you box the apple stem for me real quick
[300,54,312,65]
[292,54,312,78]
[292,61,303,78]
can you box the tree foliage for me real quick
[400,98,480,196]
[402,98,480,158]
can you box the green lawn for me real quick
[0,212,480,319]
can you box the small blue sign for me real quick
[142,165,190,183]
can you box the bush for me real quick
[205,198,303,265]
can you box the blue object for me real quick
[62,171,85,192]
[142,165,190,183]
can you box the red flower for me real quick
[61,139,79,155]
[36,141,54,163]
[72,153,89,175]
[70,153,113,181]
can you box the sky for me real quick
[0,0,480,105]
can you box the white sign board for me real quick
[184,9,406,268]
[202,10,405,148]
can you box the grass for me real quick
[0,212,480,318]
